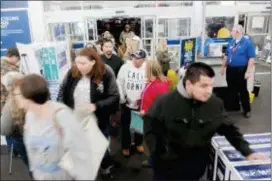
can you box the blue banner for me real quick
[1,10,31,56]
[1,1,28,9]
[180,38,196,67]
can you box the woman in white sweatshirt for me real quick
[117,49,147,157]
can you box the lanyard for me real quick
[229,41,241,63]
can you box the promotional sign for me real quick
[48,81,61,102]
[16,43,42,75]
[1,10,31,57]
[180,38,196,67]
[40,47,59,81]
[37,42,70,101]
[17,41,71,101]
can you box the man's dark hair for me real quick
[6,47,20,58]
[183,62,215,84]
[101,38,113,47]
[14,74,50,104]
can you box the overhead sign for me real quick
[180,37,197,67]
[1,10,31,57]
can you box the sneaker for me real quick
[122,149,130,157]
[101,171,115,180]
[136,145,144,153]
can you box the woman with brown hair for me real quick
[11,74,92,180]
[57,47,120,180]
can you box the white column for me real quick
[201,1,206,56]
[28,1,47,42]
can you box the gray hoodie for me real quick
[177,80,192,99]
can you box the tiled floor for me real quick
[1,63,271,180]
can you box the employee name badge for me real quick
[130,111,144,134]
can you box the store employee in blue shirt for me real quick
[221,24,255,118]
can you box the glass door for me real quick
[85,17,98,42]
[48,22,85,42]
[141,16,156,59]
[156,17,191,69]
[156,17,191,42]
[246,13,270,50]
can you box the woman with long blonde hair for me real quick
[140,60,170,168]
[140,60,170,115]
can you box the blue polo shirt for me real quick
[225,36,256,67]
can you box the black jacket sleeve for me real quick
[95,66,120,114]
[144,96,166,156]
[216,100,253,157]
[56,69,71,103]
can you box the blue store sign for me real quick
[1,10,31,57]
[1,1,28,9]
[180,37,197,67]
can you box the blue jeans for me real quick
[6,136,13,150]
[6,136,29,168]
[148,156,152,166]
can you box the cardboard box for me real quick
[207,145,216,180]
[212,133,271,148]
[229,163,271,180]
[216,144,271,180]
[208,133,271,180]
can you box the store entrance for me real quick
[96,17,141,46]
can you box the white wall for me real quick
[28,1,47,42]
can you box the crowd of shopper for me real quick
[1,24,269,181]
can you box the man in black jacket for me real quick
[101,39,124,78]
[101,38,124,137]
[144,62,268,180]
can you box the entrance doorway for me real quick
[97,17,141,46]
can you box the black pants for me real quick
[121,105,143,149]
[226,66,251,113]
[99,126,113,170]
[152,155,207,180]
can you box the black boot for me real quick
[243,112,251,118]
